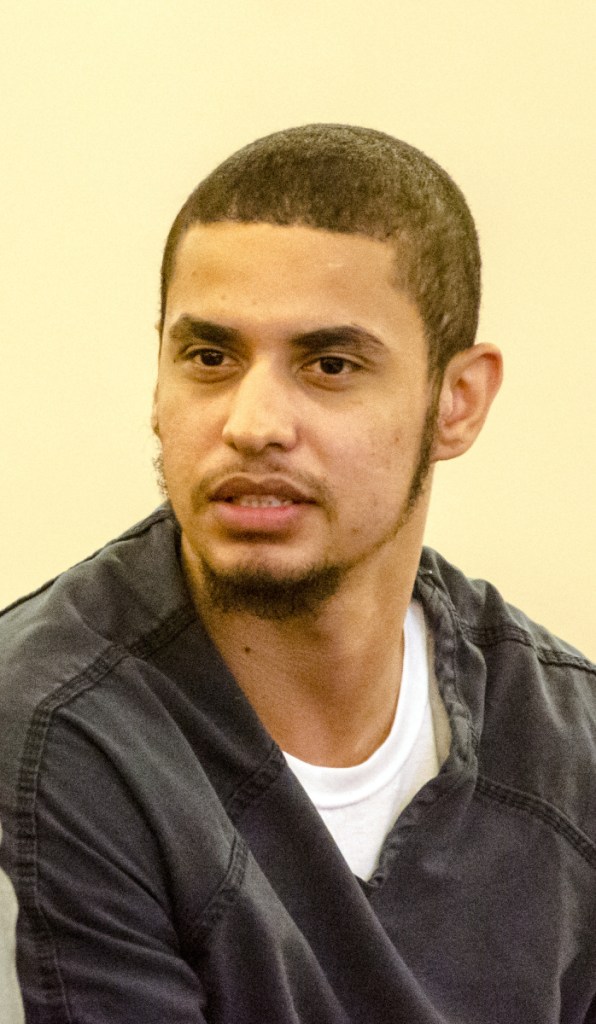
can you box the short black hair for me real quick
[159,124,480,375]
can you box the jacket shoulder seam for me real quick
[460,620,595,673]
[417,557,595,675]
[0,505,173,618]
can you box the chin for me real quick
[198,558,344,621]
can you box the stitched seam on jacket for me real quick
[16,701,74,1021]
[192,832,249,946]
[417,554,595,675]
[460,622,596,672]
[415,574,480,760]
[476,775,596,869]
[0,505,173,617]
[224,745,286,823]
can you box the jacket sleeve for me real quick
[16,711,210,1024]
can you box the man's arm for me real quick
[14,712,209,1024]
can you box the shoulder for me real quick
[417,546,594,671]
[0,506,195,857]
[0,504,189,678]
[417,547,596,851]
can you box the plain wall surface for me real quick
[1,1,594,658]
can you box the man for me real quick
[0,124,595,1022]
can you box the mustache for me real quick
[189,461,334,511]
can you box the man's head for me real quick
[159,124,480,378]
[153,126,501,621]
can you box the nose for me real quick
[221,359,299,455]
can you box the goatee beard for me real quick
[199,558,344,621]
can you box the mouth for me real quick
[209,475,314,505]
[207,475,315,533]
[222,495,296,508]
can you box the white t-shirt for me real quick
[283,601,450,880]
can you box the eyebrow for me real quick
[169,316,387,356]
[291,326,387,356]
[169,316,240,346]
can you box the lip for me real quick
[208,475,315,534]
[209,475,314,504]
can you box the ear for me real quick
[151,322,163,437]
[151,384,160,437]
[155,320,163,358]
[432,344,503,463]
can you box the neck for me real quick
[183,528,425,768]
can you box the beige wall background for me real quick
[1,1,594,658]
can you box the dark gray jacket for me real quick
[1,506,595,1023]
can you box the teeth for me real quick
[233,495,294,508]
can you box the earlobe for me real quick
[432,344,503,463]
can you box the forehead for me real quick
[165,222,422,331]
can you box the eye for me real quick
[194,348,226,366]
[183,346,238,381]
[318,356,349,375]
[303,354,360,382]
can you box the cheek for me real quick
[345,415,410,478]
[332,426,404,505]
[335,419,422,521]
[157,388,216,453]
[156,409,204,491]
